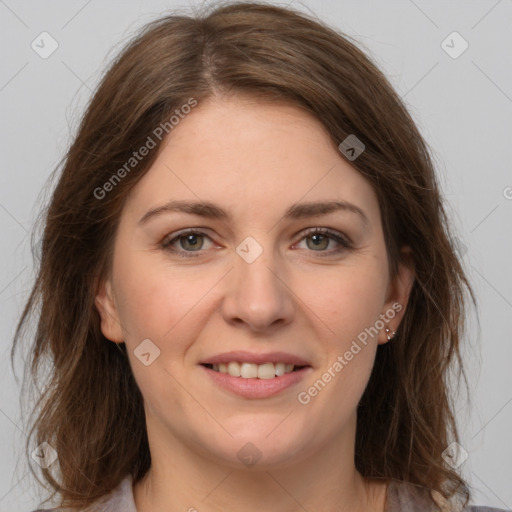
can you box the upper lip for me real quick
[199,351,311,366]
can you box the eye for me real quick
[294,228,353,257]
[160,229,214,258]
[160,227,353,259]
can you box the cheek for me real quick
[299,274,381,420]
[112,249,223,349]
[296,258,387,405]
[300,261,387,342]
[111,253,209,409]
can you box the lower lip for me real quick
[200,365,312,399]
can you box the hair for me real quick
[11,1,477,510]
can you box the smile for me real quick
[200,363,312,399]
[202,361,307,379]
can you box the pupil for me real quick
[183,234,201,250]
[309,234,327,250]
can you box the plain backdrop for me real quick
[1,1,511,510]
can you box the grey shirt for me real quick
[33,473,509,511]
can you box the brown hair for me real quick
[11,2,476,509]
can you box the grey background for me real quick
[1,0,511,510]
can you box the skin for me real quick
[95,94,415,512]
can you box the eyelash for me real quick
[160,227,353,259]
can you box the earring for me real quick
[385,327,396,341]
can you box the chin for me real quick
[197,425,311,471]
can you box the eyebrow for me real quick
[138,199,370,228]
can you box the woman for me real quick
[12,2,503,511]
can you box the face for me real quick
[96,94,413,471]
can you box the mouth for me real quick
[200,362,312,399]
[201,362,310,379]
[198,351,313,398]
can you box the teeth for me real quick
[211,362,298,378]
[228,362,240,377]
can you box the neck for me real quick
[133,414,388,512]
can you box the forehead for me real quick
[124,95,381,229]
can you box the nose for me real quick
[220,243,296,333]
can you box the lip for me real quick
[199,350,311,366]
[200,364,312,399]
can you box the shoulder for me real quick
[387,479,510,512]
[29,473,136,512]
[465,508,511,512]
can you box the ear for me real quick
[377,246,415,345]
[94,277,125,343]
